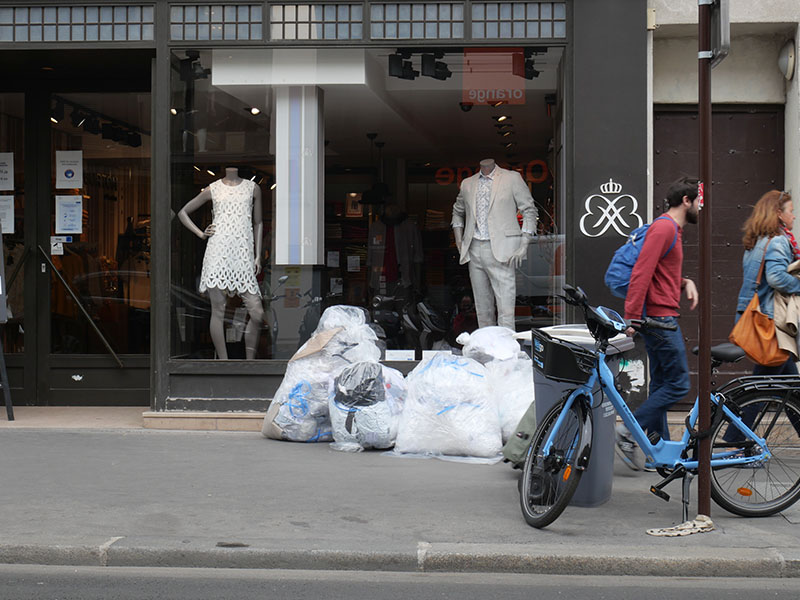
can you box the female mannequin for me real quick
[178,167,264,359]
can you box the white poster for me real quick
[55,195,83,234]
[0,153,13,191]
[55,151,83,189]
[326,251,339,268]
[347,255,361,272]
[0,196,14,234]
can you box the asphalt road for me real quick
[2,566,799,600]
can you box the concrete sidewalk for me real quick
[1,421,799,577]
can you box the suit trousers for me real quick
[467,239,516,329]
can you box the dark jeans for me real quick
[634,316,690,442]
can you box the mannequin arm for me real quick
[509,233,533,269]
[252,185,263,275]
[453,227,463,253]
[178,188,213,239]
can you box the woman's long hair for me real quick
[742,190,793,250]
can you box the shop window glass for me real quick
[170,48,563,361]
[30,8,43,24]
[15,25,28,41]
[0,94,25,355]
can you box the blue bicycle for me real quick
[520,285,800,528]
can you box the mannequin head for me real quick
[479,158,496,175]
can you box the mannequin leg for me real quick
[241,291,265,359]
[485,258,517,330]
[467,241,497,328]
[207,287,229,359]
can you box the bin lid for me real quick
[516,324,634,355]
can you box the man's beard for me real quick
[686,206,699,224]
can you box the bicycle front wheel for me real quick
[710,392,800,517]
[519,399,586,528]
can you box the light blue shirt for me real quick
[473,169,495,240]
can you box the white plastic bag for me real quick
[328,364,407,452]
[458,326,523,364]
[395,354,502,458]
[262,305,381,442]
[485,356,535,443]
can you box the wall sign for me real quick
[579,179,643,237]
[0,196,14,234]
[55,151,84,189]
[0,153,13,191]
[55,195,83,234]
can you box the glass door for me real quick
[46,92,151,404]
[0,93,25,405]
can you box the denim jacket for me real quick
[736,235,800,319]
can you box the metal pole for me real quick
[697,0,713,517]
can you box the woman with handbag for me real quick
[734,190,800,375]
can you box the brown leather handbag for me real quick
[729,239,790,366]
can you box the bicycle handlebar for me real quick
[628,317,678,332]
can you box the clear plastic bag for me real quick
[262,305,381,442]
[458,326,523,364]
[394,354,502,458]
[485,356,535,443]
[329,364,407,452]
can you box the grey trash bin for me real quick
[533,324,634,507]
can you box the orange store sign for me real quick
[462,48,526,106]
[435,160,549,187]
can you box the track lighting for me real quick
[388,54,418,80]
[421,53,451,80]
[50,100,64,124]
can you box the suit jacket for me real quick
[451,166,537,265]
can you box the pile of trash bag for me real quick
[328,363,407,452]
[262,306,381,442]
[457,326,524,364]
[485,356,534,443]
[394,354,502,458]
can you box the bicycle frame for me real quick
[543,351,771,473]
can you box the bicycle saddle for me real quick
[691,342,746,363]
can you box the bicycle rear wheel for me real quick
[710,392,800,517]
[519,399,586,528]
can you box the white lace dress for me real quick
[199,179,261,297]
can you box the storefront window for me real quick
[170,47,563,361]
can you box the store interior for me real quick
[167,46,565,359]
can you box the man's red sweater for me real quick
[624,215,683,320]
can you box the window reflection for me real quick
[170,48,563,360]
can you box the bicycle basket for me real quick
[531,328,596,384]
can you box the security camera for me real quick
[459,102,473,113]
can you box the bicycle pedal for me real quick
[649,485,670,502]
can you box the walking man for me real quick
[616,177,700,470]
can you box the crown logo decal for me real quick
[600,179,623,195]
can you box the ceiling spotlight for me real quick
[207,169,216,176]
[491,101,506,107]
[248,107,261,115]
[502,131,515,137]
[83,116,101,135]
[270,183,277,190]
[193,165,202,171]
[192,61,211,79]
[388,54,418,80]
[170,108,178,115]
[421,53,452,80]
[494,115,510,123]
[70,109,87,128]
[50,100,64,124]
[513,54,540,80]
[504,142,516,149]
[127,131,142,148]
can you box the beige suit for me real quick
[451,167,537,329]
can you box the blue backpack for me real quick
[604,216,678,298]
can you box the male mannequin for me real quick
[178,167,265,359]
[451,158,537,330]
